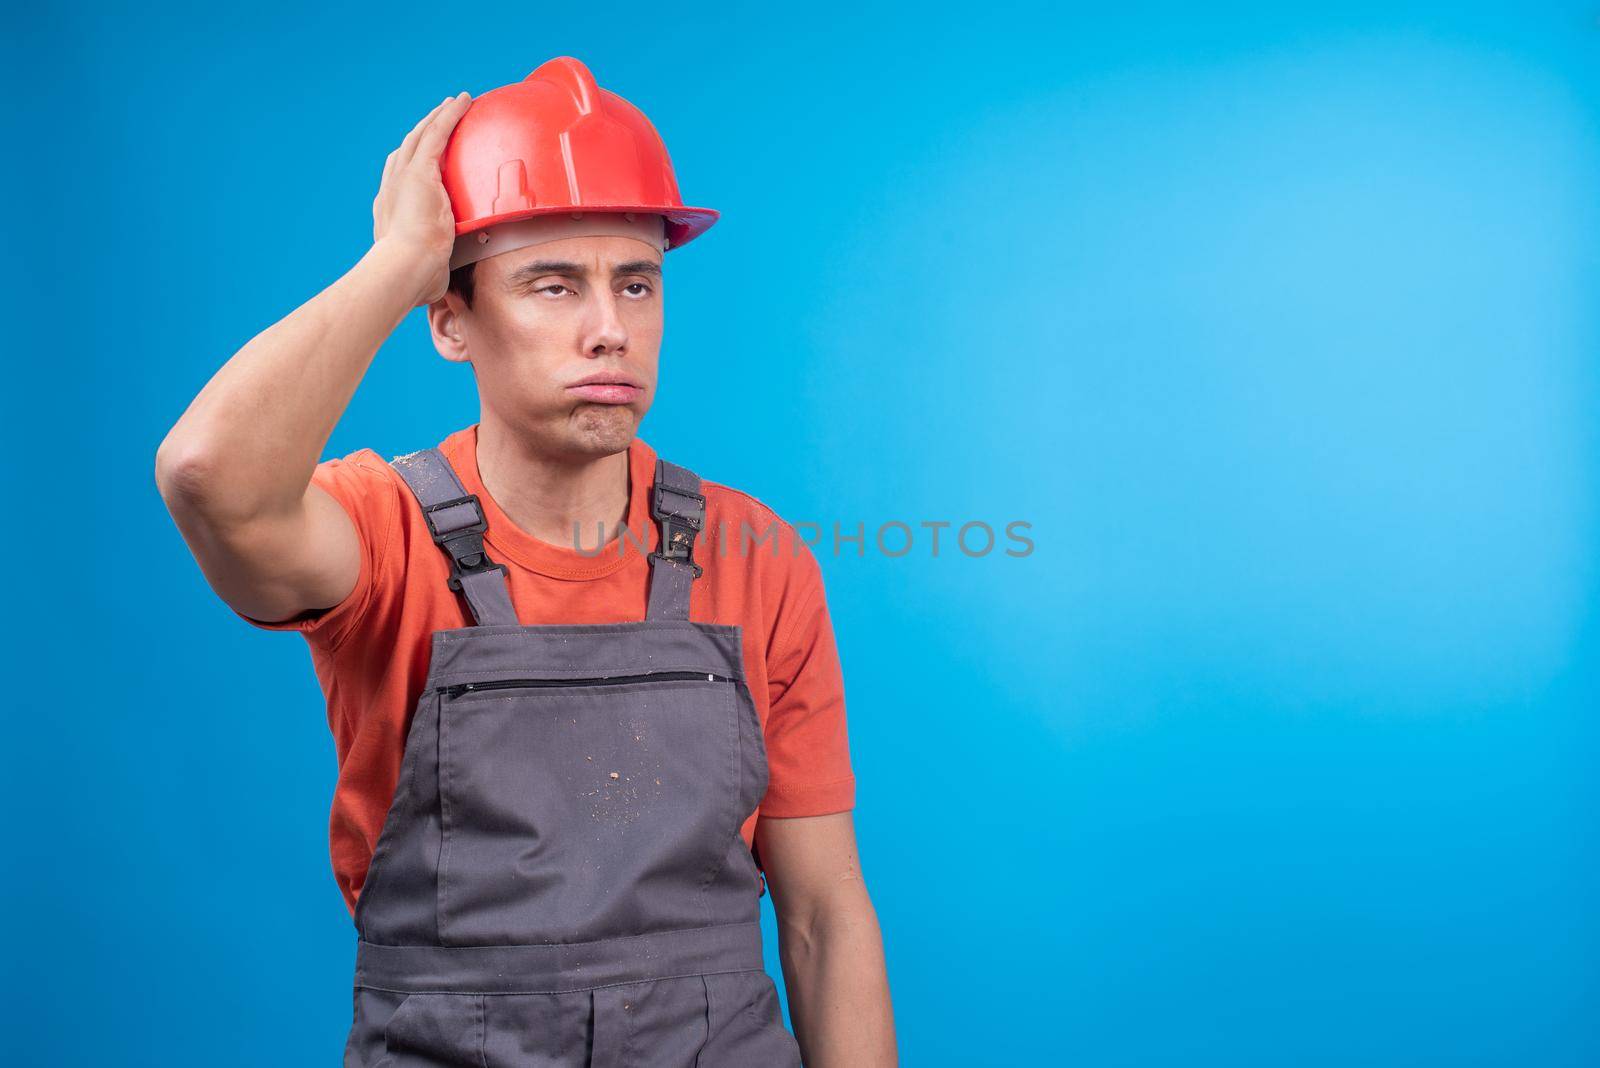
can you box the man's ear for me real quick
[427,290,472,365]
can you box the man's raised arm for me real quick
[154,93,469,624]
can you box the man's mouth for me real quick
[566,372,644,405]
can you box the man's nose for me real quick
[583,289,627,356]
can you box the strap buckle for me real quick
[422,493,508,592]
[652,483,705,529]
[649,484,706,578]
[649,521,704,578]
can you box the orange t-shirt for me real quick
[236,424,855,916]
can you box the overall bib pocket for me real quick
[435,674,741,945]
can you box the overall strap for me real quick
[645,459,706,621]
[389,448,519,627]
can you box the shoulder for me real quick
[701,480,790,535]
[310,446,405,503]
[703,476,808,546]
[698,475,826,604]
[306,447,411,543]
[316,446,397,479]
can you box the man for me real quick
[155,57,895,1066]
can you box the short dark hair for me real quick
[448,262,477,307]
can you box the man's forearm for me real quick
[779,892,898,1066]
[156,239,429,520]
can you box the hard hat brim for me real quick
[455,204,720,252]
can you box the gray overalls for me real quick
[343,446,804,1067]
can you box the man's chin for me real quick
[569,403,643,453]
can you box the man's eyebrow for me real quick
[614,260,662,277]
[505,259,662,287]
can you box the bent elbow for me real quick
[155,434,222,512]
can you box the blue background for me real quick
[5,2,1597,1064]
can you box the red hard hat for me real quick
[441,57,718,261]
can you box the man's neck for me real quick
[474,421,632,554]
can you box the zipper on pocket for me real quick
[439,671,732,699]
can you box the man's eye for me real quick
[623,283,652,296]
[538,284,572,296]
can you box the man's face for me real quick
[429,233,664,461]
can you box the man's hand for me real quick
[371,92,473,308]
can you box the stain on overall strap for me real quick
[390,447,519,627]
[645,458,705,622]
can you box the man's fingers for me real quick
[373,93,469,242]
[394,96,454,170]
[410,93,471,167]
[394,97,450,169]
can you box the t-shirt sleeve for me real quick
[760,542,857,817]
[231,449,399,653]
